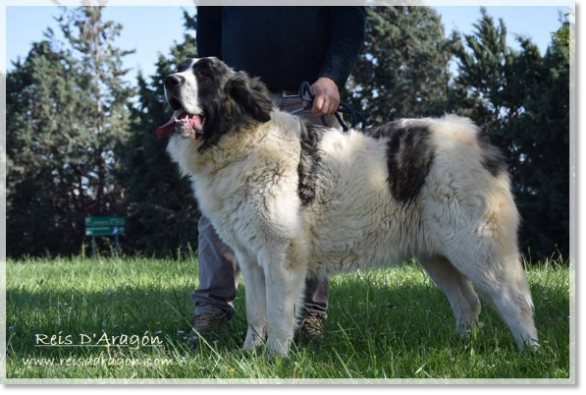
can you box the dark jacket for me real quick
[196,6,366,91]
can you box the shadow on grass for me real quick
[7,272,569,350]
[6,266,570,379]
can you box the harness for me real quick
[290,81,367,131]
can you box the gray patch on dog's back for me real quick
[364,122,401,139]
[297,122,328,206]
[477,134,508,177]
[367,121,435,204]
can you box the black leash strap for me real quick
[297,81,367,131]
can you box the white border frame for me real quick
[0,0,577,385]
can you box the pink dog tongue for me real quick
[156,110,203,138]
[156,110,185,138]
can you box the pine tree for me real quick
[7,6,134,257]
[116,10,200,257]
[58,6,135,215]
[512,18,570,258]
[347,6,455,123]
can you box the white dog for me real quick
[159,57,538,356]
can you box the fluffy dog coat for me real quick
[163,57,538,356]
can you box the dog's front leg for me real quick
[236,250,267,351]
[260,242,307,357]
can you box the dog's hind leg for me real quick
[416,255,481,336]
[443,237,538,351]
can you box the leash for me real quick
[290,81,367,131]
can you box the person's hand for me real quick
[310,77,340,116]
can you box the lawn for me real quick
[5,256,571,381]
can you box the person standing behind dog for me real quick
[190,6,366,342]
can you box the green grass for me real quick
[5,256,570,380]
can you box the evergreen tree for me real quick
[116,10,200,257]
[513,18,570,258]
[347,6,455,123]
[7,6,134,257]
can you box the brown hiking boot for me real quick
[188,310,230,346]
[299,315,325,338]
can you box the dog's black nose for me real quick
[164,75,184,89]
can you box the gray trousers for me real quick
[192,93,340,319]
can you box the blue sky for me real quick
[5,6,569,82]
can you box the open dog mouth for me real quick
[156,97,204,139]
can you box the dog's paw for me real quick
[519,336,540,352]
[243,327,265,351]
[266,335,291,358]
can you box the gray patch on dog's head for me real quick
[192,58,274,152]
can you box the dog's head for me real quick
[157,57,274,150]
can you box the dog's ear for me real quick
[227,72,273,123]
